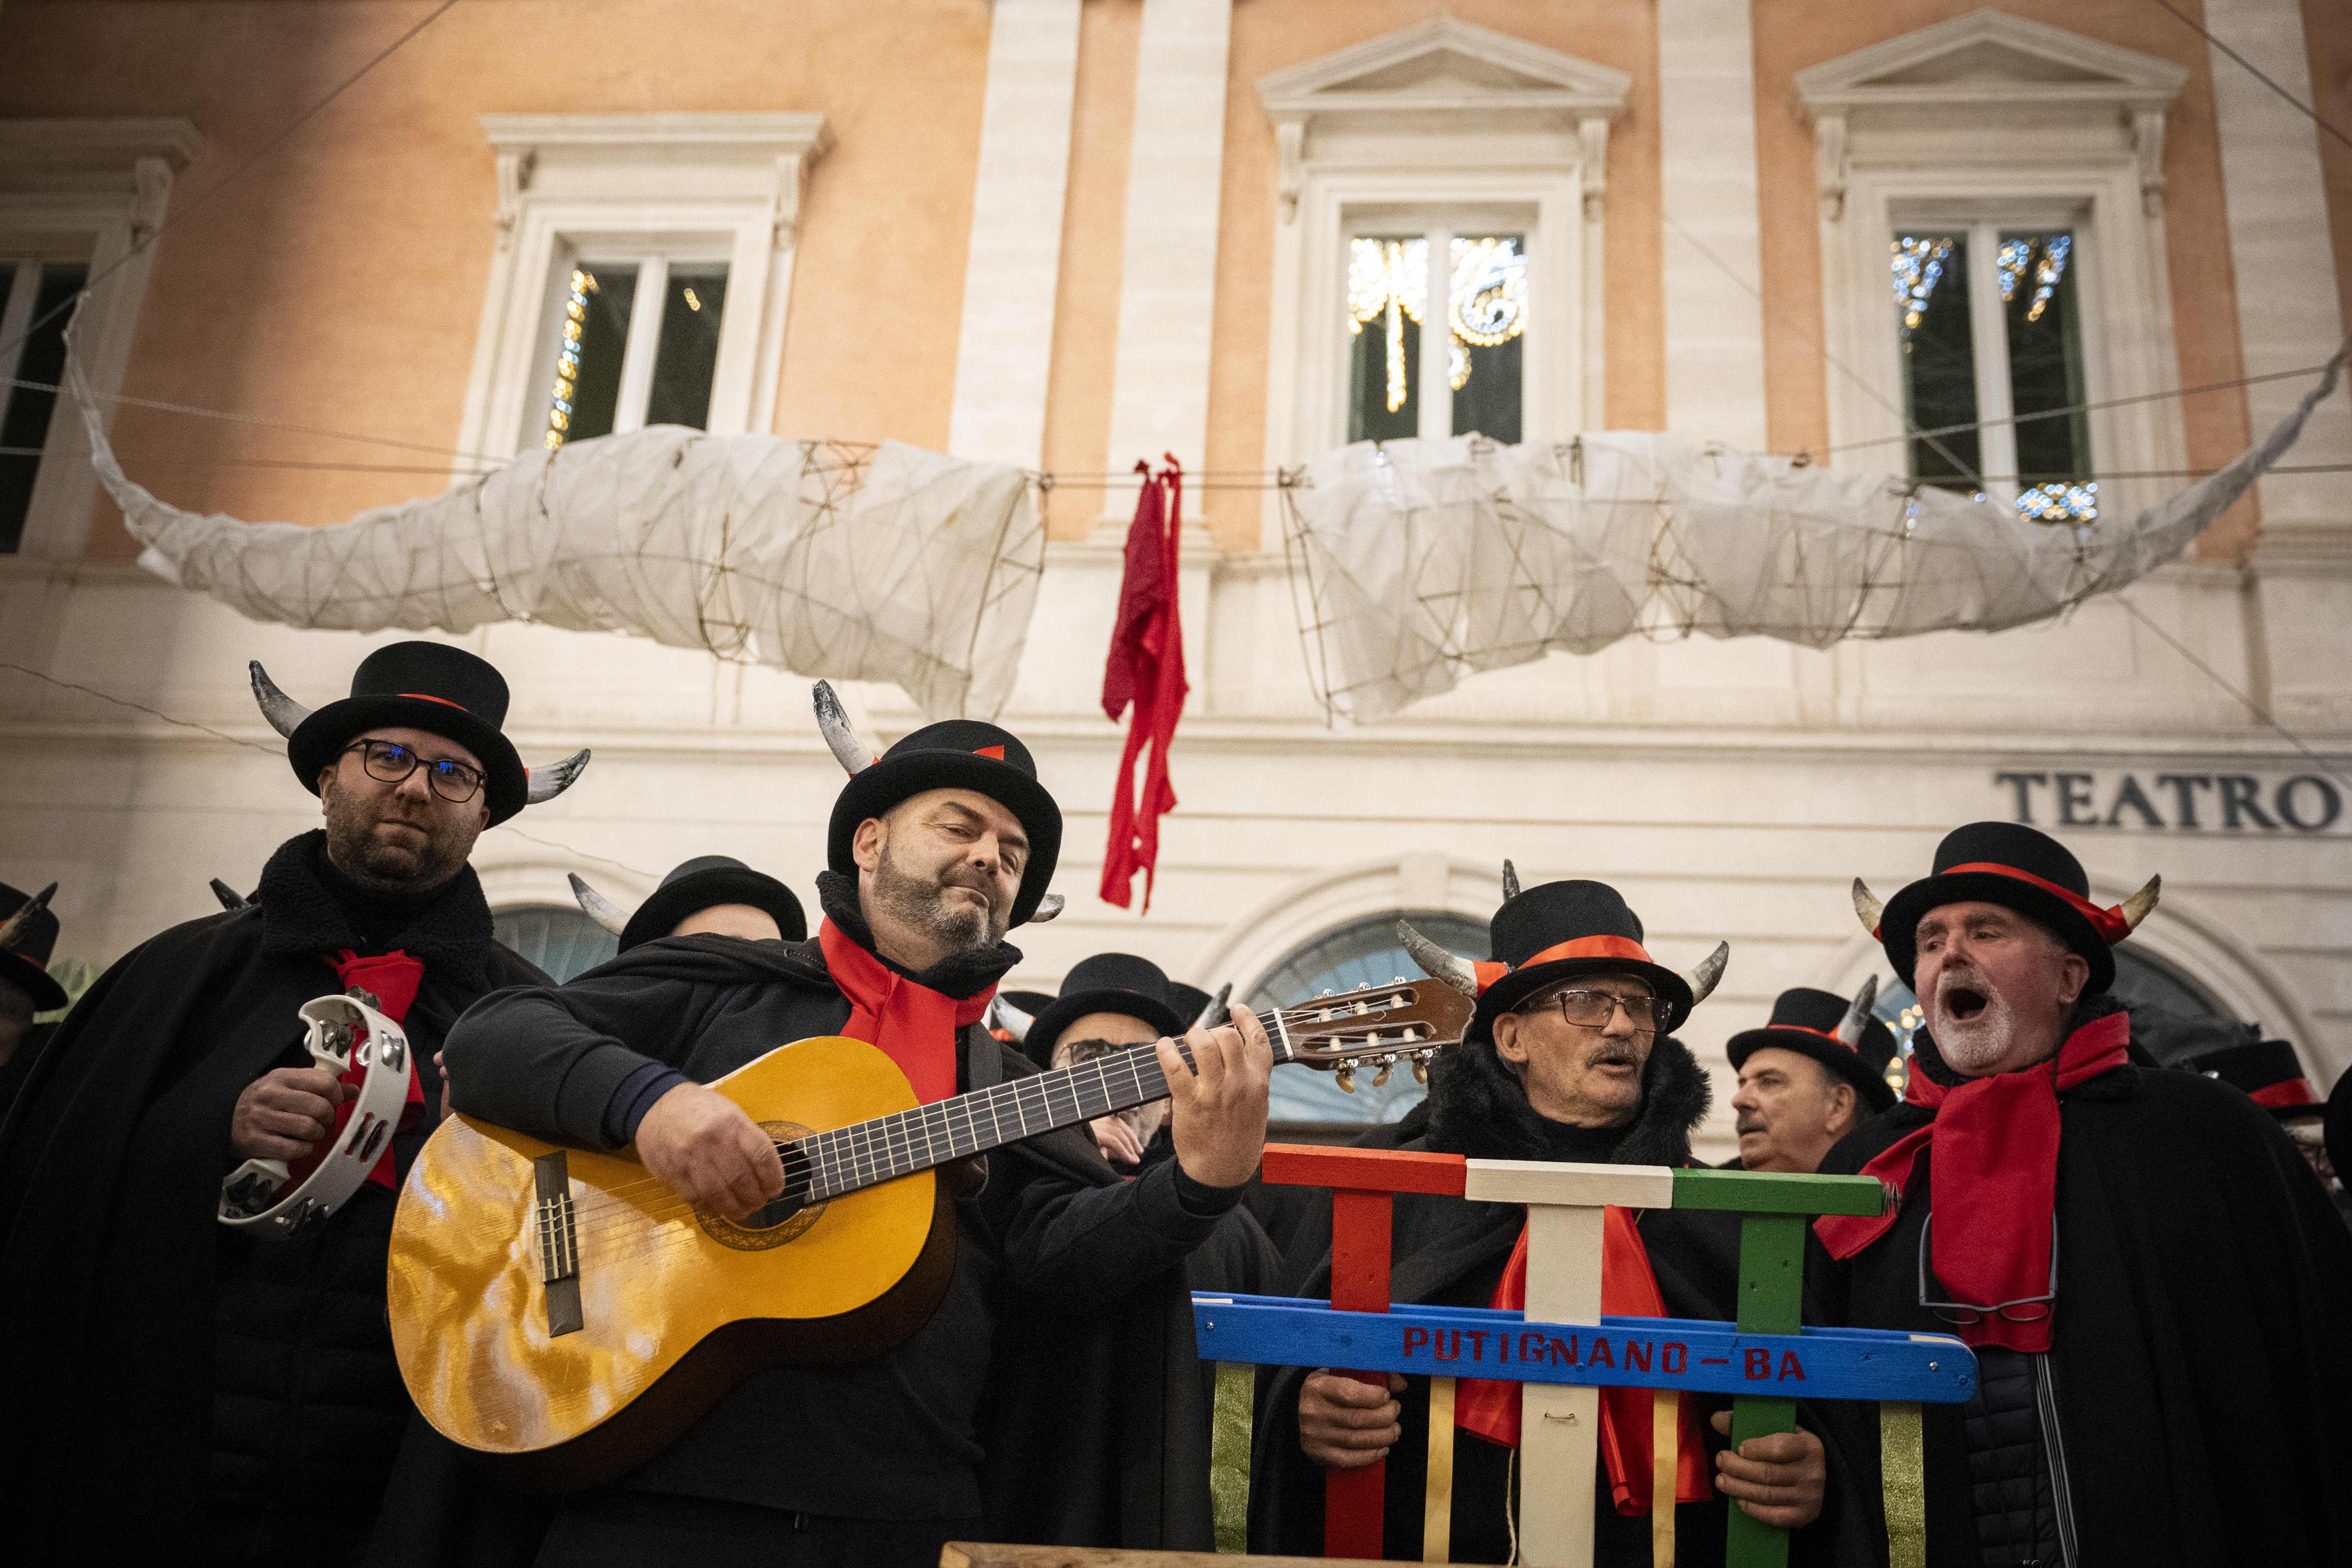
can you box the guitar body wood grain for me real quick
[389,1035,954,1491]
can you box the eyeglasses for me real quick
[1916,1213,2058,1326]
[1523,988,1673,1036]
[342,739,486,804]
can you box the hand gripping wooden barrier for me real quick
[1197,1146,1976,1567]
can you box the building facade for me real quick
[3,0,2347,1152]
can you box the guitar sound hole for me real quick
[695,1121,827,1251]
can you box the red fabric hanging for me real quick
[1453,1207,1712,1516]
[818,920,992,1104]
[282,950,427,1193]
[1100,456,1188,912]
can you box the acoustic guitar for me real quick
[388,974,1472,1490]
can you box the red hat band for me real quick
[1940,862,2132,945]
[398,692,472,713]
[2251,1079,2320,1109]
[1765,1022,1862,1055]
[1474,934,1654,996]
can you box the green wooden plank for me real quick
[1725,1211,1809,1568]
[1670,1166,1886,1217]
[1212,1361,1253,1553]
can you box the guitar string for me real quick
[545,995,1445,1243]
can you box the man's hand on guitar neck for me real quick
[636,1081,784,1221]
[1159,1006,1273,1190]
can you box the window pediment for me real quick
[1794,10,2187,117]
[1259,18,1631,118]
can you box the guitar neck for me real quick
[792,1009,1311,1203]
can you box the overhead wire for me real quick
[2148,0,2352,155]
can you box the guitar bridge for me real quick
[534,1150,584,1337]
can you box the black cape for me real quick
[1811,1010,2352,1566]
[1247,1030,1864,1566]
[0,832,545,1565]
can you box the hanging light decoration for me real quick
[544,268,599,451]
[1348,239,1428,414]
[1891,236,1957,341]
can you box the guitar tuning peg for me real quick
[1371,1064,1391,1088]
[1335,1067,1357,1094]
[1411,1056,1429,1084]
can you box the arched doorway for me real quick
[493,904,618,982]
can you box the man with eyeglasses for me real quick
[0,641,587,1568]
[1252,876,1840,1566]
[1813,822,2352,1567]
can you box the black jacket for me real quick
[0,832,544,1567]
[436,926,1253,1548]
[1811,1008,2352,1567]
[1248,1030,1862,1566]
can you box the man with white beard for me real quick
[1808,822,2352,1568]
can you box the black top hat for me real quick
[1468,881,1707,1044]
[827,719,1063,927]
[2182,1038,2323,1120]
[285,642,531,824]
[0,881,67,1013]
[1725,986,1898,1115]
[1868,822,2155,997]
[620,856,807,953]
[1024,952,1188,1067]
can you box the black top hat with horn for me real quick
[2181,1038,2325,1121]
[1726,983,1899,1115]
[623,857,806,953]
[1023,952,1188,1068]
[249,641,589,826]
[1400,879,1727,1046]
[1852,821,2156,996]
[0,881,67,1013]
[813,683,1062,927]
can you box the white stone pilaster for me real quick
[946,0,1084,469]
[1657,0,1769,452]
[1101,0,1231,499]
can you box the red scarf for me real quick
[1814,1010,2130,1352]
[284,950,427,1193]
[818,920,993,1103]
[1453,1207,1710,1516]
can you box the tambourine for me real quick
[219,992,413,1239]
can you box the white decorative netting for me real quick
[1282,342,2347,722]
[73,373,1043,721]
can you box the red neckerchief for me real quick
[1454,1207,1710,1516]
[1814,1010,2130,1352]
[283,950,426,1193]
[817,919,993,1104]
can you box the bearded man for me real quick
[1724,986,1898,1173]
[0,642,586,1567]
[1250,877,1842,1567]
[1815,822,2352,1566]
[442,707,1273,1565]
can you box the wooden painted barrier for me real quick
[1226,1145,1976,1568]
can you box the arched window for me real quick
[1248,908,1490,1125]
[493,904,618,984]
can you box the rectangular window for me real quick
[1347,229,1526,446]
[536,248,730,450]
[1894,225,2092,520]
[0,259,89,554]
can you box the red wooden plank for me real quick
[1263,1144,1468,1195]
[1326,1185,1395,1560]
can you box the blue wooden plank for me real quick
[1191,1293,1976,1404]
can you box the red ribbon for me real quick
[818,920,991,1104]
[282,950,427,1193]
[1454,1208,1710,1515]
[1472,934,1656,996]
[1936,862,2132,944]
[2251,1078,2319,1108]
[1099,457,1189,913]
[1814,1011,2130,1353]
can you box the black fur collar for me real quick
[253,830,494,991]
[1422,1028,1713,1166]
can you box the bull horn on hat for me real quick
[567,873,630,936]
[210,878,249,911]
[1501,859,1521,902]
[525,749,592,804]
[987,993,1034,1044]
[812,681,878,777]
[1193,981,1234,1032]
[0,882,56,953]
[1398,918,1480,998]
[1682,941,1729,1006]
[1028,893,1065,923]
[249,661,313,739]
[2120,874,2160,933]
[1852,878,1886,937]
[1835,974,1880,1048]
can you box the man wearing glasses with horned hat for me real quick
[1814,821,2352,1566]
[0,641,589,1568]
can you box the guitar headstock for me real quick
[1271,978,1475,1094]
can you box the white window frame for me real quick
[1257,18,1628,496]
[456,113,829,474]
[1798,12,2189,521]
[0,118,200,560]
